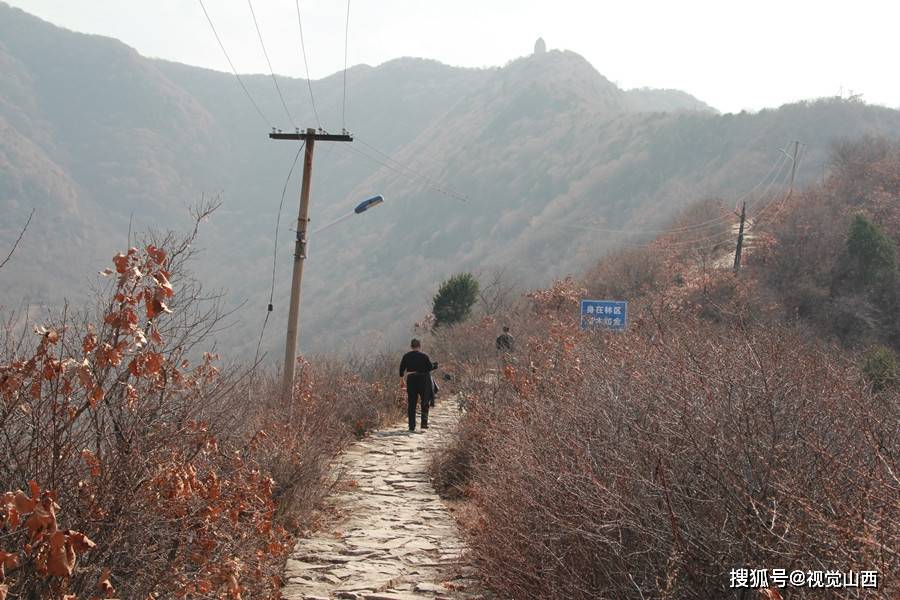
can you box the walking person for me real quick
[399,339,438,431]
[496,325,514,351]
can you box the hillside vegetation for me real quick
[430,138,899,599]
[0,211,401,598]
[4,3,900,358]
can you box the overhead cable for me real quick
[247,0,297,128]
[197,0,273,128]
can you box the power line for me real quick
[542,218,737,250]
[342,0,351,131]
[658,157,794,249]
[246,0,296,128]
[744,153,794,226]
[532,151,795,254]
[270,142,306,308]
[354,136,469,201]
[254,141,305,368]
[341,143,470,202]
[751,146,804,227]
[294,0,322,129]
[353,137,470,201]
[549,151,790,237]
[197,0,272,128]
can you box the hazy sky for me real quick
[6,0,899,114]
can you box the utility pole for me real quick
[733,201,746,274]
[271,128,353,401]
[787,140,800,200]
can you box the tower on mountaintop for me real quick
[534,37,546,55]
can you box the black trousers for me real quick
[406,374,431,430]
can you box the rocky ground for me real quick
[281,402,483,600]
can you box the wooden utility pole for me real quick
[271,128,353,401]
[733,201,747,273]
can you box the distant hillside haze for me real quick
[3,2,900,357]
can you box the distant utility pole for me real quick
[776,140,803,214]
[733,201,746,274]
[271,128,353,401]
[787,140,800,200]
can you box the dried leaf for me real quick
[147,244,167,265]
[112,253,129,274]
[0,550,20,571]
[41,359,58,381]
[67,531,96,553]
[97,567,116,597]
[89,385,104,407]
[25,493,58,541]
[12,491,33,515]
[151,293,171,317]
[144,289,157,320]
[46,530,73,577]
[145,353,163,375]
[81,449,101,477]
[77,360,94,389]
[153,271,174,297]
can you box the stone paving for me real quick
[281,403,482,600]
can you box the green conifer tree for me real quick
[432,273,480,327]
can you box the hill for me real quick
[428,137,900,599]
[3,2,900,357]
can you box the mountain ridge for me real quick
[3,2,900,356]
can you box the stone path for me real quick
[281,403,482,600]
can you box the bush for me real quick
[845,215,896,285]
[0,222,400,599]
[862,345,898,391]
[436,292,898,599]
[585,246,666,300]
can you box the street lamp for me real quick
[282,194,385,400]
[310,195,385,237]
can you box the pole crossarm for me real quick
[269,132,353,142]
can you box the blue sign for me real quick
[580,299,627,331]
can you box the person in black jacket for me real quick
[496,326,514,351]
[399,338,437,431]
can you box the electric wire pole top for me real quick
[271,128,353,402]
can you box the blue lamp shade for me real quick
[354,194,384,214]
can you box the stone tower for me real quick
[534,37,546,55]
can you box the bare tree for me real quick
[477,268,519,316]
